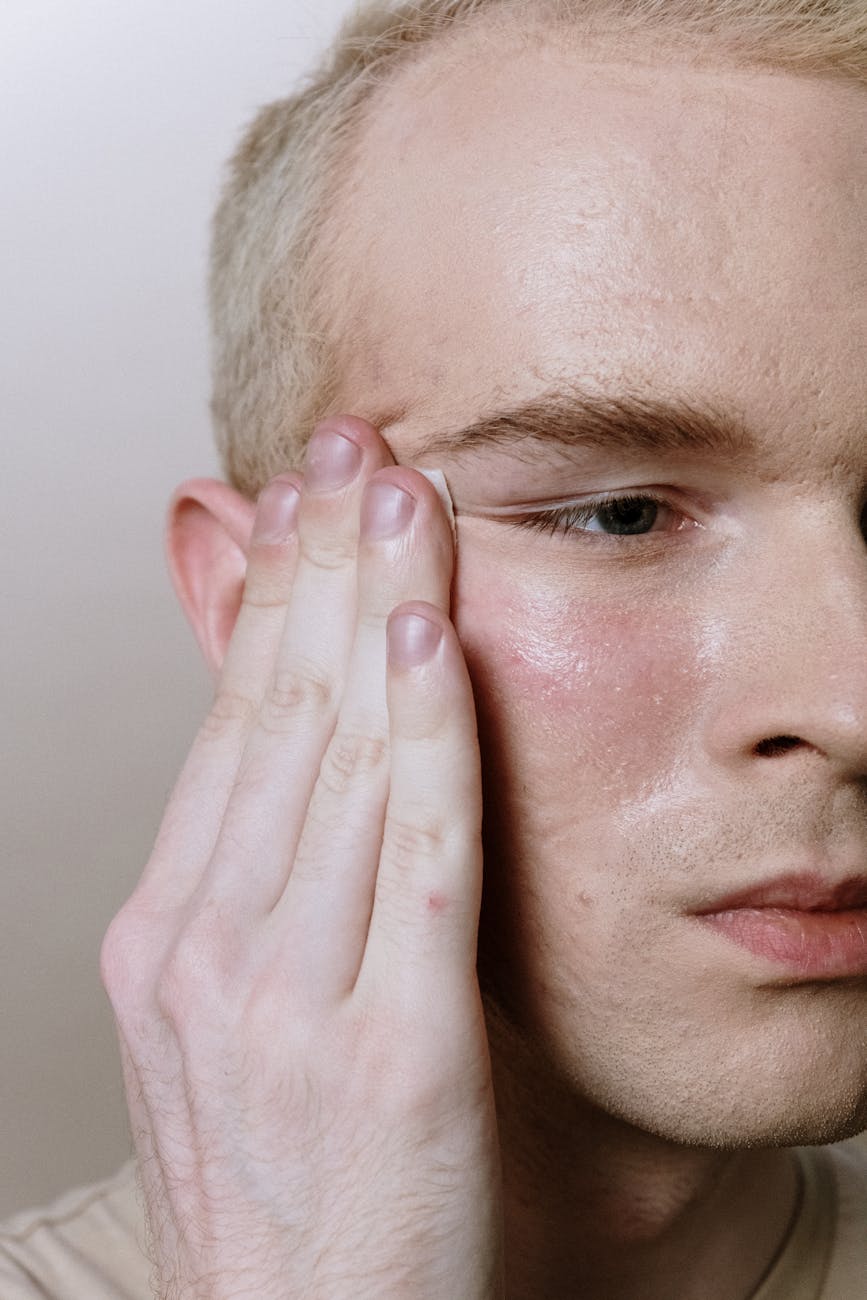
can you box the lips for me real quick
[692,871,867,979]
[695,872,867,915]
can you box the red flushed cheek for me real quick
[454,564,706,798]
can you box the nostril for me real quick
[755,735,804,757]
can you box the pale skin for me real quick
[101,25,867,1300]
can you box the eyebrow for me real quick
[399,384,759,465]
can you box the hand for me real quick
[100,417,505,1299]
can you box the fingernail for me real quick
[305,427,363,491]
[361,481,416,541]
[388,612,443,669]
[252,479,300,543]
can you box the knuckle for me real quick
[241,558,295,610]
[382,811,447,870]
[100,894,164,1015]
[357,606,389,636]
[299,532,356,572]
[240,581,291,611]
[99,909,136,1001]
[201,689,257,741]
[156,909,236,1026]
[318,730,388,796]
[156,944,206,1028]
[259,661,334,732]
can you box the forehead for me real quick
[332,30,867,472]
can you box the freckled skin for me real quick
[325,18,867,1296]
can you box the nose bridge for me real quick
[705,516,867,772]
[770,524,866,666]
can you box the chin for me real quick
[606,1081,867,1152]
[567,989,867,1152]
[483,970,867,1152]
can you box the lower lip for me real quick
[697,907,867,979]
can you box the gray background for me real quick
[2,0,352,1218]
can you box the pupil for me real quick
[598,500,659,535]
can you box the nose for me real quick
[701,515,867,781]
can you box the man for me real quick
[3,0,866,1295]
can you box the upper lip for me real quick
[694,872,867,914]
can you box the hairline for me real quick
[208,1,867,498]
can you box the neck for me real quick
[483,995,800,1300]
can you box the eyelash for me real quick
[513,491,693,542]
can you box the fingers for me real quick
[357,600,484,1005]
[197,419,396,916]
[136,472,303,905]
[135,403,482,1035]
[271,470,456,999]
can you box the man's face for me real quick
[330,29,867,1145]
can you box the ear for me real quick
[165,478,257,681]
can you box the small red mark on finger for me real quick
[427,891,449,915]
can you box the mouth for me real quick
[691,872,867,980]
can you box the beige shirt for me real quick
[1,1137,865,1298]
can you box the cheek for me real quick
[454,560,710,1019]
[454,564,706,803]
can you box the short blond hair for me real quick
[209,0,867,498]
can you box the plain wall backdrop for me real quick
[1,0,355,1218]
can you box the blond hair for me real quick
[209,0,867,498]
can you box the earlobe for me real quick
[165,478,257,680]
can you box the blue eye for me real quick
[517,493,685,540]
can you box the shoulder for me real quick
[820,1131,867,1299]
[0,1162,152,1300]
[723,1135,866,1300]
